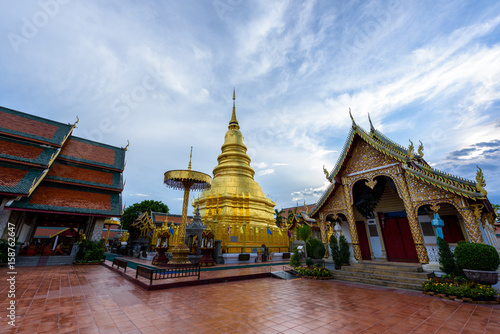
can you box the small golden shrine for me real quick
[310,112,498,267]
[193,91,289,253]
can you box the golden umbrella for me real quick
[164,147,211,265]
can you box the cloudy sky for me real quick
[1,0,499,214]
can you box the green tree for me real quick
[296,224,312,258]
[306,238,325,259]
[287,207,298,226]
[121,200,169,230]
[339,235,350,265]
[274,208,284,228]
[437,237,461,277]
[492,203,500,217]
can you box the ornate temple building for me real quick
[310,114,498,268]
[193,93,288,253]
[0,106,126,264]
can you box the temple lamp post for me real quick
[164,147,211,265]
[431,213,445,239]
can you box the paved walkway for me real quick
[0,265,499,333]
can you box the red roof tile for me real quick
[0,166,28,188]
[0,110,58,139]
[29,185,111,211]
[60,138,116,166]
[0,138,44,160]
[48,163,114,186]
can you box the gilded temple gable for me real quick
[311,116,487,217]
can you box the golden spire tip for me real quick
[188,146,193,170]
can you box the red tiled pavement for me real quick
[0,265,499,333]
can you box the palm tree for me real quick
[274,208,284,228]
[492,203,500,217]
[287,206,298,226]
[296,224,312,258]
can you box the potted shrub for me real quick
[454,242,500,285]
[437,237,462,277]
[306,238,326,265]
[339,235,350,265]
[289,247,301,268]
[75,239,105,264]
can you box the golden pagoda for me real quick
[193,90,289,253]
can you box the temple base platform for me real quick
[103,253,290,291]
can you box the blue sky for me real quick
[1,0,499,214]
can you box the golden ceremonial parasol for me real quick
[164,147,211,265]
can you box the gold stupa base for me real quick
[168,243,192,266]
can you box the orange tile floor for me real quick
[1,265,499,334]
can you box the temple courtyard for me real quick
[1,264,499,334]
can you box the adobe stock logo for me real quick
[7,0,72,54]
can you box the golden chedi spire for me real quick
[193,90,288,253]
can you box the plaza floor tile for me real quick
[1,265,500,333]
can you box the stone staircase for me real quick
[332,260,434,290]
[16,255,75,267]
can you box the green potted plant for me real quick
[289,247,301,268]
[339,235,350,265]
[454,241,500,285]
[75,239,105,264]
[437,237,462,277]
[306,238,325,266]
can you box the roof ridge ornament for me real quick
[476,165,487,196]
[349,108,356,127]
[323,164,331,182]
[368,113,374,133]
[407,139,415,160]
[418,140,424,158]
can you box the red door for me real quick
[441,215,465,243]
[356,221,371,260]
[381,217,419,262]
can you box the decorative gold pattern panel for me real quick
[325,187,346,214]
[406,173,456,203]
[343,184,362,260]
[344,140,398,175]
[461,208,484,243]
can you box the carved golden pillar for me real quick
[461,205,485,243]
[394,170,429,264]
[319,213,328,258]
[342,181,362,260]
[373,212,386,260]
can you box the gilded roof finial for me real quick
[349,108,356,127]
[188,146,193,170]
[418,140,424,158]
[476,165,487,196]
[124,140,130,151]
[368,113,374,132]
[407,140,415,160]
[229,88,239,130]
[323,164,331,182]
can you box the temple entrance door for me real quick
[382,217,418,262]
[356,221,371,260]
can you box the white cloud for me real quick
[1,1,500,213]
[258,168,275,176]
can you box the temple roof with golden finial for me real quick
[311,111,489,217]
